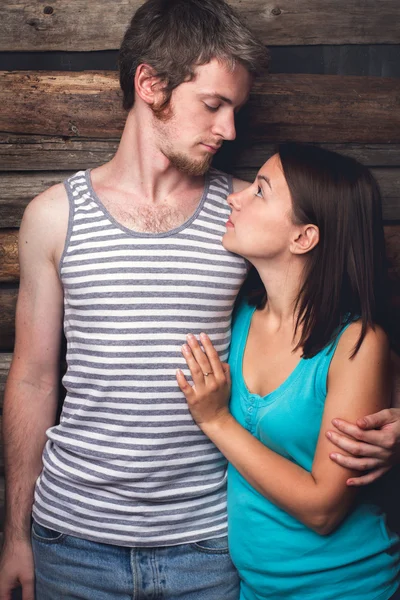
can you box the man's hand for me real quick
[0,539,35,600]
[326,408,400,486]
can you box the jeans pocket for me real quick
[192,536,229,555]
[31,520,66,544]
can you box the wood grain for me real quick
[0,172,72,228]
[0,231,19,282]
[0,1,399,51]
[0,288,18,352]
[0,355,11,411]
[1,72,400,143]
[1,168,398,230]
[2,136,400,172]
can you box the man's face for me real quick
[152,58,253,176]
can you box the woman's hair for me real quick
[242,143,389,358]
[119,0,269,111]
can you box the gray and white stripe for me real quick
[33,168,247,547]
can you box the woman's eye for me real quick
[255,186,263,198]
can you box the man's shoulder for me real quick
[208,168,250,193]
[23,181,69,226]
[20,181,70,261]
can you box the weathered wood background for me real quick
[0,0,400,550]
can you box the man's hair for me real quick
[119,0,269,111]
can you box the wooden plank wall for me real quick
[0,0,400,541]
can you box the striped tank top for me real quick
[32,168,248,547]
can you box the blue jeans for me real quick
[31,520,240,599]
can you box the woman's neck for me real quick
[252,256,306,333]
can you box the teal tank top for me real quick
[228,301,400,600]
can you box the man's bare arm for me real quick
[0,185,68,600]
[328,351,400,485]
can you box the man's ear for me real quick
[290,224,319,255]
[134,63,165,107]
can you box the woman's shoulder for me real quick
[330,320,390,379]
[338,321,389,358]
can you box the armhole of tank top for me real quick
[58,177,76,277]
[318,320,356,399]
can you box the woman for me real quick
[176,144,400,599]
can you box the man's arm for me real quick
[328,351,400,485]
[0,185,67,600]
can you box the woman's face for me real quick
[223,154,298,263]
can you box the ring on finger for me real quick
[203,371,213,377]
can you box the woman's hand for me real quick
[176,333,231,429]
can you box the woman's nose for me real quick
[227,191,242,210]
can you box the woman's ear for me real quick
[134,63,165,107]
[290,224,319,255]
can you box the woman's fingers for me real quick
[180,333,229,390]
[185,334,213,377]
[181,343,206,387]
[176,368,194,398]
[199,333,226,380]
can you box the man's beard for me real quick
[151,101,214,176]
[162,148,213,176]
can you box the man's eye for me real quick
[204,104,220,112]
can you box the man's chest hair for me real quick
[102,198,199,234]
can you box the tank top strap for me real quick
[208,168,233,197]
[63,170,92,208]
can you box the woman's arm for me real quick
[177,326,390,535]
[327,351,400,485]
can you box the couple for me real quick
[1,0,399,599]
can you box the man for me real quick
[0,1,399,599]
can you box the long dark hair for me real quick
[241,143,389,358]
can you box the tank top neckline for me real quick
[84,168,211,239]
[237,304,307,405]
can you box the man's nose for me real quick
[215,111,236,141]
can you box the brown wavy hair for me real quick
[119,0,269,111]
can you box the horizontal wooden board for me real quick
[1,168,399,231]
[2,136,400,172]
[0,227,399,351]
[0,231,19,282]
[0,288,18,352]
[1,72,400,143]
[0,172,72,228]
[0,1,399,51]
[0,355,11,411]
[0,135,119,172]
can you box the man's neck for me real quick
[94,109,205,206]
